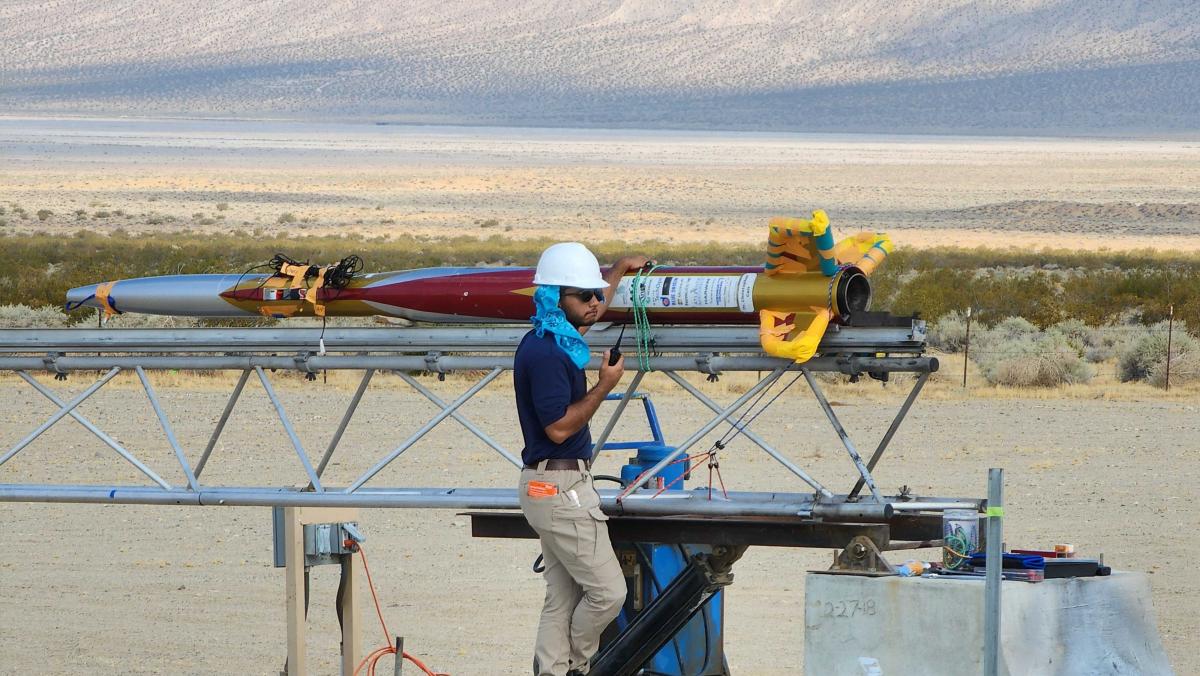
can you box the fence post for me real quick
[962,307,972,388]
[1165,304,1174,392]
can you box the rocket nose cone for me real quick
[65,284,101,311]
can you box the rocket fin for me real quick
[766,210,837,277]
[833,232,893,277]
[759,308,832,363]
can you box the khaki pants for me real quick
[519,461,626,676]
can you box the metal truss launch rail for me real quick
[0,322,975,538]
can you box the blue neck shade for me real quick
[531,285,591,370]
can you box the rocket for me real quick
[65,211,892,362]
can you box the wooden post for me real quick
[341,550,363,675]
[962,307,972,388]
[1165,304,1174,392]
[284,507,306,676]
[284,506,362,676]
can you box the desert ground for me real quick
[0,366,1195,674]
[3,117,1199,252]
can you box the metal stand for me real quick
[589,545,747,676]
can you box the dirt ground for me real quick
[0,370,1195,675]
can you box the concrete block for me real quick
[804,571,1172,675]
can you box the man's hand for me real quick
[614,255,654,272]
[596,254,656,322]
[598,350,625,391]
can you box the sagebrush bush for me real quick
[1148,349,1200,388]
[99,313,202,328]
[0,304,75,328]
[928,310,969,352]
[972,324,1093,387]
[1045,318,1090,355]
[1119,321,1198,385]
[989,316,1039,342]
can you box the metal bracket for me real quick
[830,535,895,575]
[694,352,719,375]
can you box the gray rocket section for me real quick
[66,274,263,317]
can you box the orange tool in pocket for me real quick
[526,481,559,498]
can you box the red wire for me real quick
[353,547,449,676]
[647,452,711,499]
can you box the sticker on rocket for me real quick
[262,288,304,301]
[611,274,757,312]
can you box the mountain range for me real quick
[2,0,1198,133]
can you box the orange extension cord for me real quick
[353,547,450,676]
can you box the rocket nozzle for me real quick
[835,269,872,320]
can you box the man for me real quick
[515,242,651,676]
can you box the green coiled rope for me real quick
[630,264,662,372]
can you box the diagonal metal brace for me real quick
[195,368,252,478]
[346,367,503,492]
[16,371,172,489]
[617,367,789,501]
[135,366,200,490]
[849,371,929,500]
[801,367,882,502]
[0,367,121,470]
[396,371,521,468]
[255,366,324,493]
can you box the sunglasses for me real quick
[561,289,605,303]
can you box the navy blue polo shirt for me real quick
[514,330,591,465]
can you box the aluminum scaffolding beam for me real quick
[0,323,966,528]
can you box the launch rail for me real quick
[0,320,975,537]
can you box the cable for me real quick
[353,546,450,676]
[630,264,662,372]
[619,369,802,503]
[943,526,974,571]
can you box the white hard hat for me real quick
[533,242,608,289]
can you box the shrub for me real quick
[99,313,200,328]
[0,304,74,328]
[928,310,969,352]
[980,333,1093,387]
[1119,321,1198,385]
[36,209,53,221]
[278,213,297,224]
[989,316,1038,342]
[1148,349,1200,388]
[969,319,1093,387]
[216,203,230,211]
[1084,325,1141,363]
[1045,318,1091,355]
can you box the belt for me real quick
[524,458,589,471]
